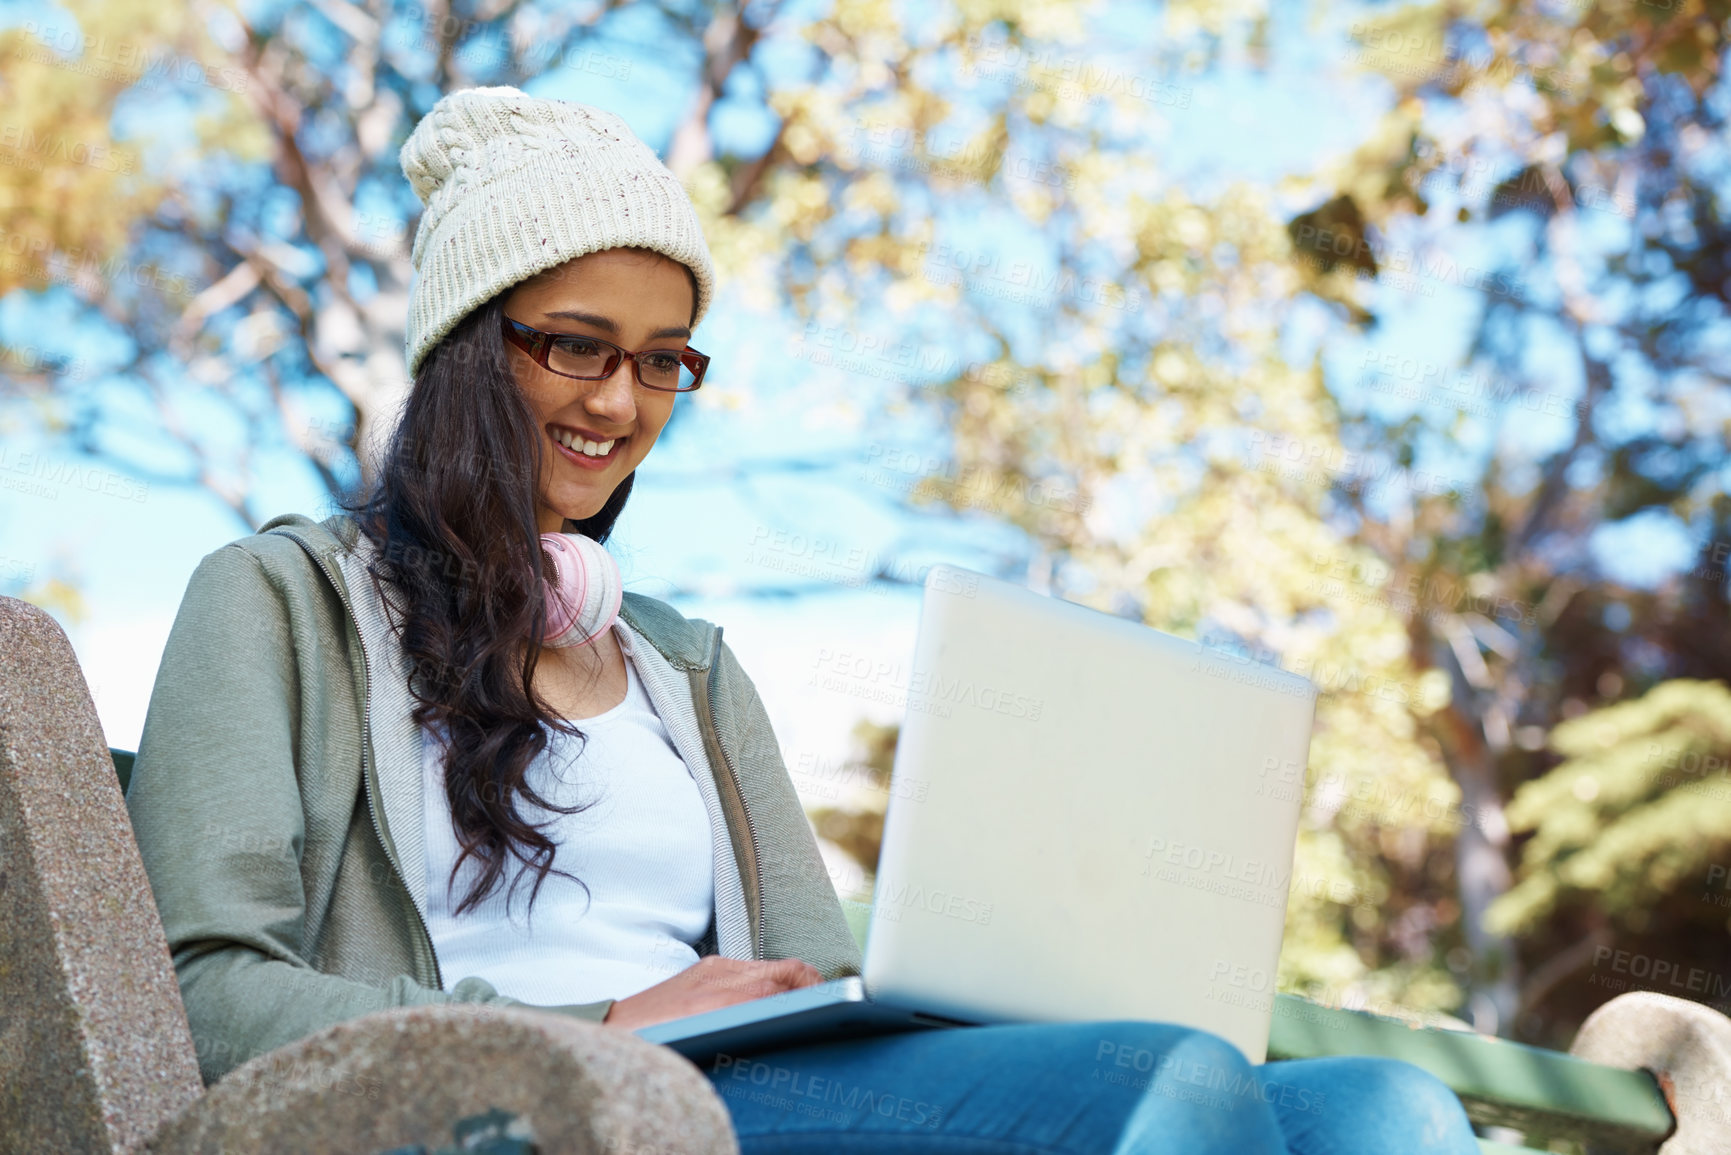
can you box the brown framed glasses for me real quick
[502,314,709,392]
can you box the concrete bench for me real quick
[13,590,1721,1154]
[0,595,735,1154]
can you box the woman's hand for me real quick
[602,956,825,1031]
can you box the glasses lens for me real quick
[636,350,694,390]
[547,336,612,378]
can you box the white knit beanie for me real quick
[399,86,716,377]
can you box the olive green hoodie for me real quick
[125,512,861,1085]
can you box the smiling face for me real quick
[503,248,697,533]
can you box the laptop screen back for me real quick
[862,565,1316,1061]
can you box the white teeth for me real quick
[553,429,618,457]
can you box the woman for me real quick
[126,86,1480,1153]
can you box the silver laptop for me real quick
[637,564,1316,1063]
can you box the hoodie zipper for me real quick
[274,527,444,990]
[694,626,766,960]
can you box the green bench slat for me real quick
[1268,994,1673,1152]
[111,747,134,794]
[1476,1140,1551,1155]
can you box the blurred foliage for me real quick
[1493,678,1731,935]
[16,577,90,625]
[807,719,897,879]
[0,0,169,298]
[1301,0,1731,1045]
[1482,676,1731,1048]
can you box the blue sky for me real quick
[0,0,1697,774]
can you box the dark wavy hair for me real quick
[338,289,633,920]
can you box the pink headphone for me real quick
[541,532,623,648]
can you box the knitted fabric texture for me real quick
[399,86,715,376]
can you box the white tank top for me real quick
[419,653,715,1006]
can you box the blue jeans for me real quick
[703,1021,1480,1153]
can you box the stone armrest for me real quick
[1571,990,1731,1155]
[147,1004,737,1154]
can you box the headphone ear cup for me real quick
[540,532,623,648]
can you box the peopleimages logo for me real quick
[792,752,930,803]
[1141,837,1291,890]
[19,22,250,93]
[917,242,1143,311]
[1185,640,1315,700]
[0,448,149,503]
[1092,1040,1326,1115]
[871,878,994,925]
[809,649,1043,721]
[710,1054,945,1128]
[1590,946,1731,1000]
